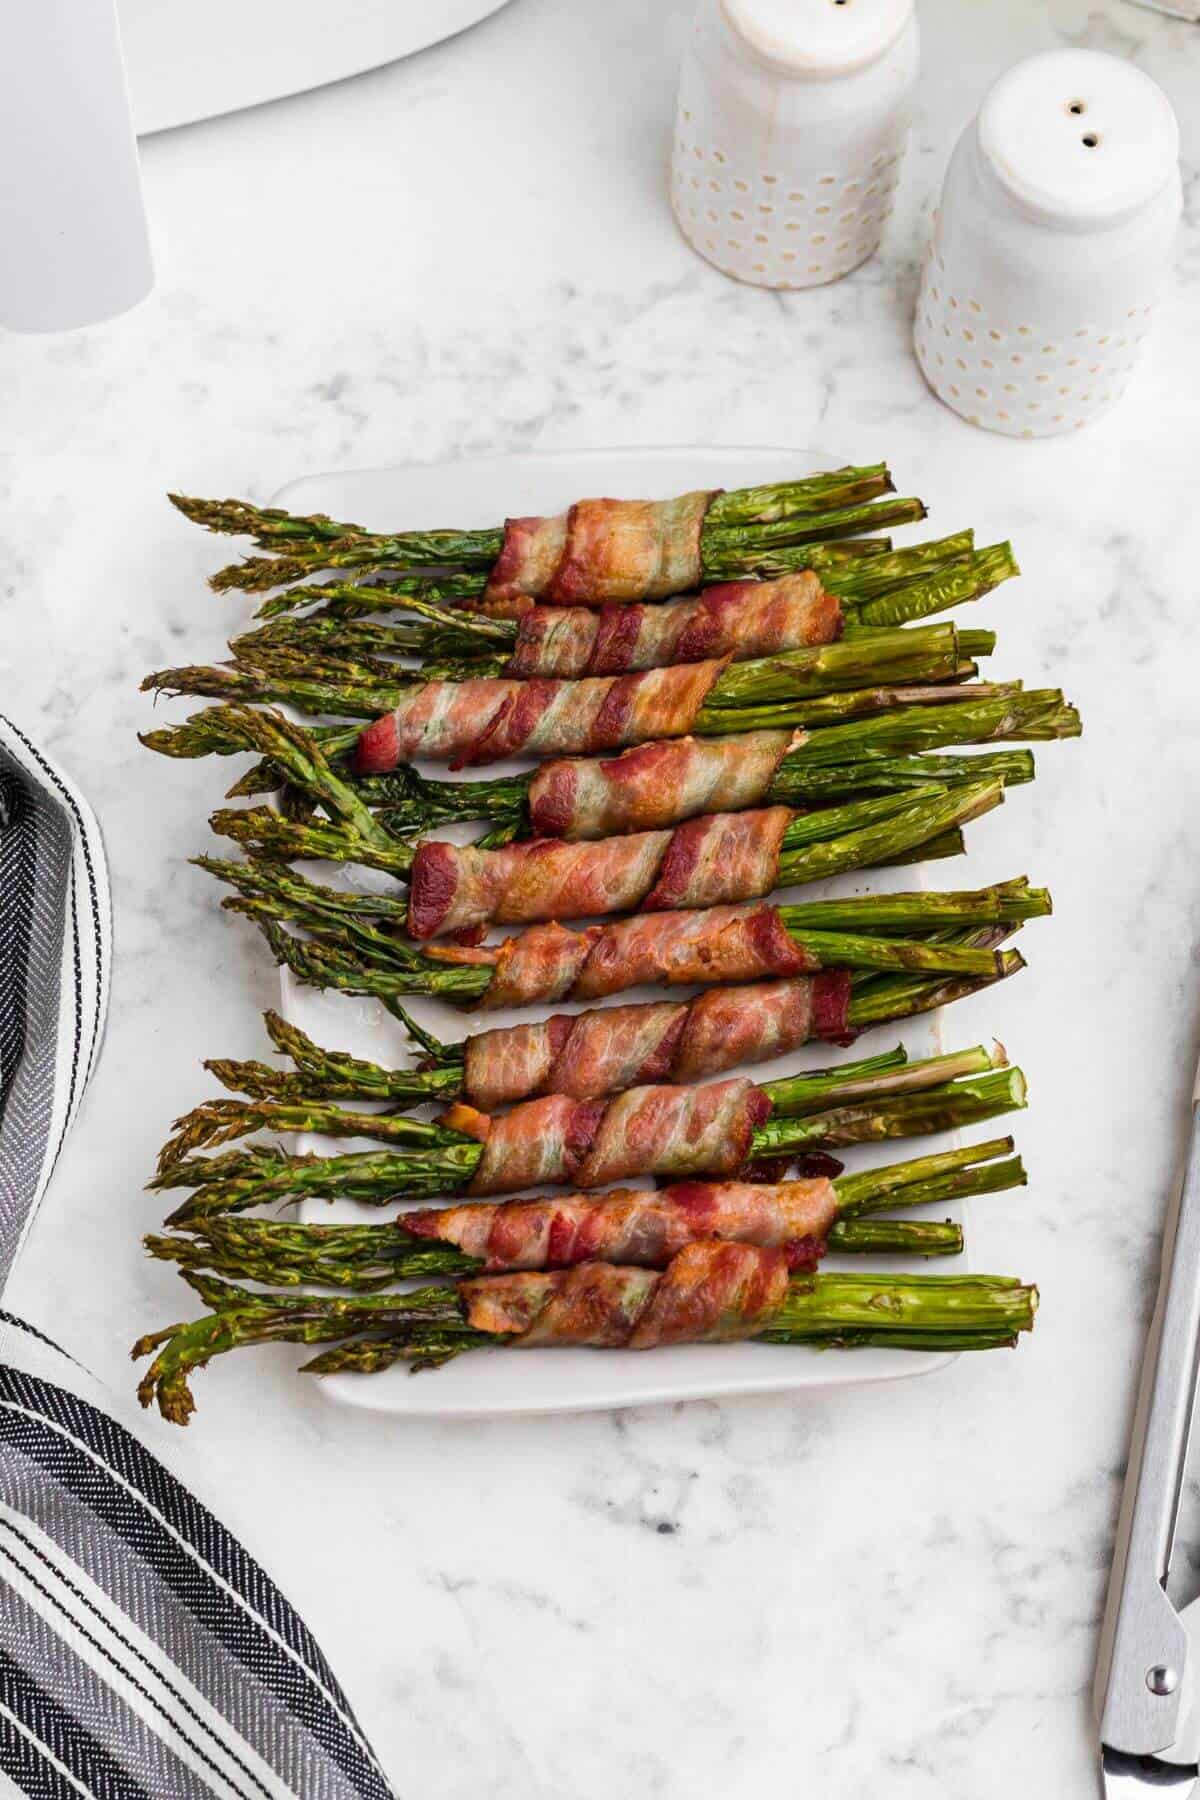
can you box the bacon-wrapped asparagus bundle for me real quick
[152,1048,1027,1223]
[242,529,979,628]
[169,1035,1003,1160]
[206,972,1010,1110]
[232,541,1016,682]
[134,1239,1038,1423]
[403,787,1008,939]
[252,876,1045,1017]
[169,465,926,602]
[143,619,988,750]
[213,780,1008,943]
[147,1138,1024,1292]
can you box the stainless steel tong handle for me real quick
[1096,1074,1200,1756]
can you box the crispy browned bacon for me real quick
[458,1242,790,1347]
[459,974,851,1108]
[407,808,794,938]
[421,903,819,1010]
[503,573,842,674]
[353,660,727,773]
[439,1077,772,1196]
[403,1177,837,1272]
[526,732,797,839]
[484,492,714,609]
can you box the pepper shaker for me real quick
[914,49,1181,437]
[670,0,918,290]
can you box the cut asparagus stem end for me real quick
[761,1270,1037,1343]
[832,1136,1018,1215]
[826,1218,964,1256]
[755,1066,1027,1158]
[763,1041,1006,1117]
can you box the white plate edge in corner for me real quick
[274,444,970,1420]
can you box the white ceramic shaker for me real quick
[670,0,918,289]
[914,49,1180,437]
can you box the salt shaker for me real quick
[914,49,1180,437]
[670,0,918,290]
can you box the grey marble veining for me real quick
[3,0,1200,1793]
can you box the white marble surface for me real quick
[4,0,1200,1792]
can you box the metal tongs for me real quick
[1096,1054,1200,1794]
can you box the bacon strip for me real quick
[457,1077,770,1196]
[407,808,793,939]
[505,574,843,675]
[484,491,714,609]
[353,660,727,773]
[461,974,851,1107]
[459,1242,790,1348]
[461,903,818,1010]
[527,732,798,839]
[404,1177,837,1271]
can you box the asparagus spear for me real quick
[134,1240,1037,1424]
[174,465,895,550]
[150,1057,1028,1224]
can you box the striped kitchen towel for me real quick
[0,717,398,1800]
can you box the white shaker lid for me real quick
[978,49,1179,225]
[721,0,913,76]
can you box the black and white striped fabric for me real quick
[0,718,398,1800]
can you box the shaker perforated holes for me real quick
[1082,133,1100,149]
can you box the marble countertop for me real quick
[5,0,1200,1792]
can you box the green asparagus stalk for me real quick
[724,531,970,594]
[825,1218,963,1255]
[174,466,894,550]
[844,541,1019,630]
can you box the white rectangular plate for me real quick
[276,447,974,1418]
